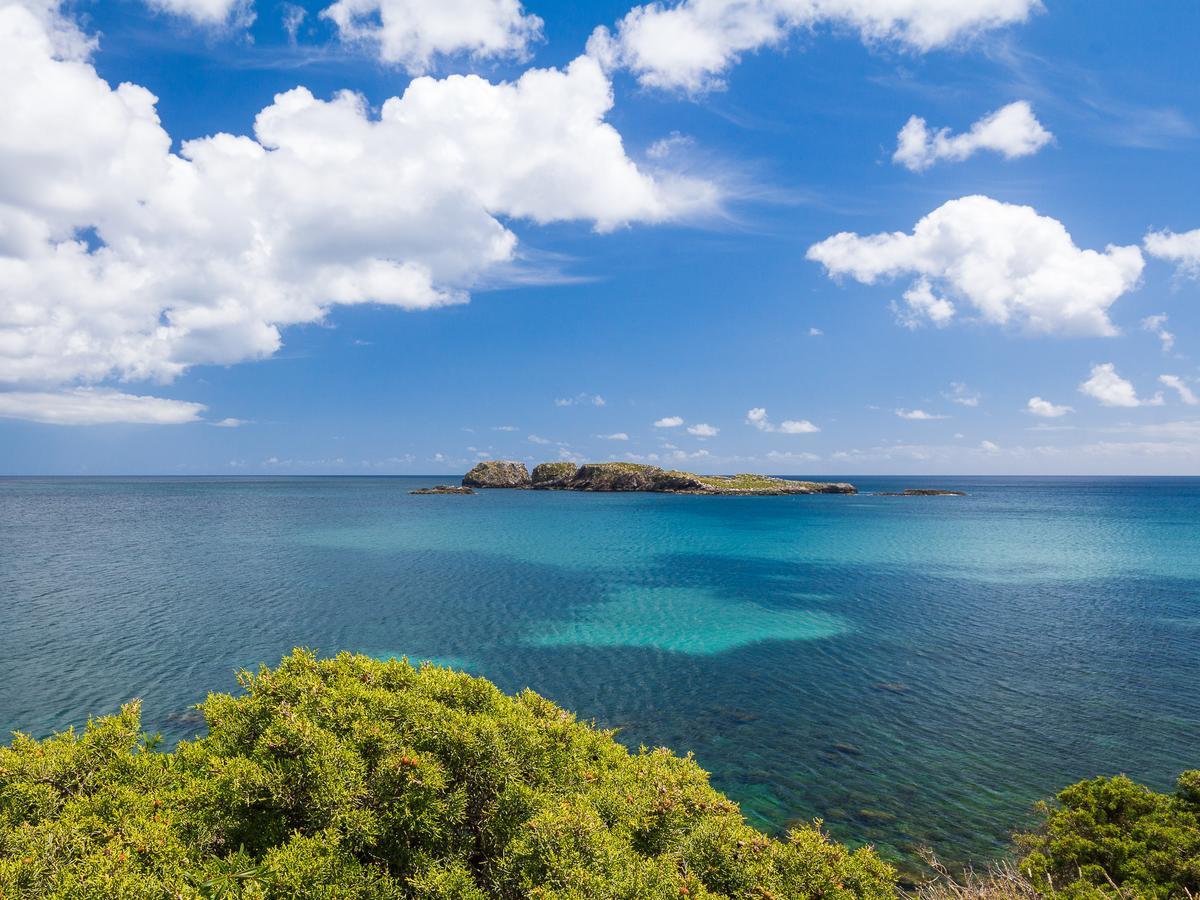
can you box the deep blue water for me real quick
[1,476,1198,868]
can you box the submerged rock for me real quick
[410,485,475,495]
[873,489,966,497]
[462,460,531,488]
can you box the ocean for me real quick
[1,475,1197,868]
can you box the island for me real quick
[410,484,476,495]
[463,460,856,495]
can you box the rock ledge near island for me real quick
[873,488,966,497]
[462,460,856,495]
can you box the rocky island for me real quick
[410,484,475,495]
[463,460,856,495]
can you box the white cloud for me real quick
[944,381,980,407]
[1159,375,1199,406]
[321,0,542,72]
[893,101,1052,172]
[0,2,715,418]
[0,388,205,425]
[556,393,608,407]
[1141,314,1175,353]
[895,408,946,420]
[746,407,819,433]
[1078,363,1163,408]
[212,417,249,427]
[807,326,823,336]
[598,432,630,440]
[588,0,1040,93]
[143,0,251,25]
[687,422,719,436]
[1026,396,1072,418]
[282,3,306,40]
[493,424,519,431]
[654,415,684,427]
[807,196,1144,336]
[1144,228,1200,278]
[527,434,551,444]
[979,439,1001,453]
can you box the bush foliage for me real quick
[1016,771,1200,898]
[0,650,896,898]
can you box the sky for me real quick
[1,0,1198,476]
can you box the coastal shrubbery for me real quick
[0,650,895,898]
[1016,771,1200,898]
[1,649,1195,898]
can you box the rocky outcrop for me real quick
[410,485,475,495]
[554,463,708,492]
[874,489,966,497]
[531,462,579,487]
[462,461,531,488]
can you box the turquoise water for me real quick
[1,476,1198,868]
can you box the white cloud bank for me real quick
[807,196,1144,335]
[746,407,819,433]
[894,101,1051,172]
[1026,396,1072,418]
[321,0,543,72]
[1078,364,1163,408]
[0,388,206,425]
[588,0,1040,92]
[0,0,715,423]
[1144,228,1200,278]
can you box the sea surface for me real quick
[1,475,1198,869]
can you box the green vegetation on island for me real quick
[1,651,1196,898]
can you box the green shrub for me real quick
[0,650,896,898]
[1016,771,1200,898]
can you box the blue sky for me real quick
[1,0,1198,474]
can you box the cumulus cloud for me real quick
[893,101,1051,172]
[654,415,684,427]
[321,0,543,72]
[1026,396,1072,418]
[0,388,206,425]
[1078,364,1163,408]
[143,0,251,25]
[745,407,819,433]
[1159,375,1198,406]
[895,408,946,420]
[0,2,712,423]
[807,196,1144,336]
[1144,228,1200,278]
[1141,314,1175,353]
[598,432,630,440]
[588,0,1040,92]
[687,422,719,436]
